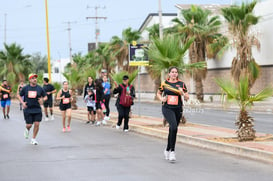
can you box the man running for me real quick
[43,77,56,121]
[18,74,47,145]
[1,80,12,119]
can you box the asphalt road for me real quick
[77,97,273,135]
[1,104,272,181]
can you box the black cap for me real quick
[123,75,129,80]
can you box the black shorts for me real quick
[87,106,96,114]
[59,103,71,111]
[23,111,42,124]
[96,102,102,110]
[44,99,53,108]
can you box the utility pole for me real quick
[4,13,7,43]
[158,0,165,82]
[86,6,107,49]
[64,21,76,64]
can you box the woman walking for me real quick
[56,81,73,132]
[157,66,189,162]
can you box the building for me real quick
[44,58,70,83]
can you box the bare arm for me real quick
[157,90,167,103]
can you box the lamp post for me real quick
[158,0,165,82]
[45,0,52,82]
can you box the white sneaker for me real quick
[51,115,54,121]
[102,120,107,125]
[116,125,120,129]
[96,121,101,126]
[24,129,29,139]
[164,150,170,160]
[124,129,129,132]
[31,138,38,145]
[105,116,110,121]
[169,151,176,162]
[45,117,49,121]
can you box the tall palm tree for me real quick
[94,43,116,74]
[29,53,48,74]
[110,27,141,72]
[221,1,260,89]
[0,43,32,84]
[172,5,228,102]
[215,77,273,141]
[147,34,206,81]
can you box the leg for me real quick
[44,107,48,117]
[66,108,72,127]
[32,122,40,139]
[162,107,178,151]
[7,105,10,116]
[61,111,66,128]
[105,95,110,117]
[123,106,131,130]
[117,105,124,126]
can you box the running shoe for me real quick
[4,115,6,119]
[86,121,90,124]
[24,129,29,139]
[115,125,120,129]
[164,150,170,160]
[102,119,107,125]
[169,151,176,162]
[45,117,49,121]
[96,121,101,126]
[51,115,54,121]
[67,126,71,132]
[124,129,129,132]
[91,120,95,125]
[31,138,38,145]
[6,115,9,119]
[62,128,66,132]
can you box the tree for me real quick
[94,43,116,74]
[172,5,228,102]
[29,53,48,74]
[0,43,32,84]
[215,77,273,141]
[110,69,138,86]
[221,1,260,89]
[147,35,206,82]
[110,27,141,72]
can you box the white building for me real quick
[44,58,70,83]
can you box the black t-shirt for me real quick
[1,85,11,100]
[158,79,187,109]
[43,84,55,100]
[84,83,95,98]
[20,84,46,113]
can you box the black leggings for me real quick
[162,106,182,151]
[117,105,130,130]
[104,94,111,116]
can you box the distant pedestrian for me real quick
[43,77,56,121]
[157,66,189,162]
[113,75,135,132]
[17,80,26,111]
[84,89,96,124]
[1,80,12,119]
[56,81,72,132]
[18,74,47,145]
[102,75,111,121]
[83,76,95,99]
[94,79,106,126]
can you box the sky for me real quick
[0,0,233,60]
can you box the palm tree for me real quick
[29,53,48,74]
[147,35,206,80]
[110,69,138,85]
[94,43,116,74]
[0,43,32,84]
[172,5,228,102]
[215,77,273,141]
[221,1,260,89]
[110,27,141,72]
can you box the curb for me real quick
[54,109,273,163]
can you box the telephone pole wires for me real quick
[86,5,107,49]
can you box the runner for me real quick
[56,81,72,132]
[94,79,105,126]
[17,74,47,145]
[102,75,111,121]
[113,75,135,132]
[157,66,189,162]
[1,80,12,119]
[84,89,96,124]
[43,77,56,121]
[17,80,26,111]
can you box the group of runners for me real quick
[2,66,188,162]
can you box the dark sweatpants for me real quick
[162,106,182,151]
[104,94,111,117]
[117,104,131,130]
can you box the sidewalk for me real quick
[54,99,273,163]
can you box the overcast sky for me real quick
[1,0,234,59]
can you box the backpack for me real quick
[119,84,133,107]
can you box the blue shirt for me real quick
[102,82,111,95]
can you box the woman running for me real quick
[56,81,73,132]
[157,66,189,162]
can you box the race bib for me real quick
[63,98,70,104]
[28,91,37,98]
[3,94,8,99]
[167,95,179,105]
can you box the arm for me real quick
[130,86,136,98]
[56,90,63,100]
[69,90,73,102]
[157,90,167,103]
